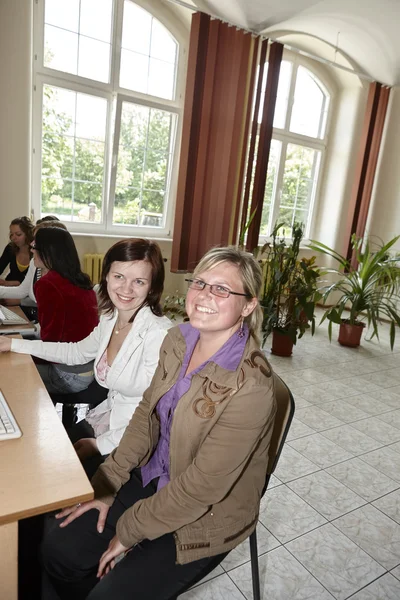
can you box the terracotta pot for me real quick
[338,321,365,347]
[271,329,294,357]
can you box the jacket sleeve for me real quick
[0,244,12,277]
[95,325,170,456]
[11,318,104,364]
[114,378,275,548]
[0,259,36,300]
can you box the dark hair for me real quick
[34,227,93,290]
[35,215,61,225]
[98,239,165,319]
[9,216,35,252]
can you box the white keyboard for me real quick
[0,389,22,440]
[0,305,28,325]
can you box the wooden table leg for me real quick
[0,521,18,600]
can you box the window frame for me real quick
[257,54,332,243]
[32,0,186,238]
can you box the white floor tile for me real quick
[349,573,400,600]
[287,470,366,520]
[258,485,326,543]
[286,523,385,600]
[326,457,399,502]
[333,504,400,570]
[360,446,400,483]
[229,545,334,600]
[288,433,353,468]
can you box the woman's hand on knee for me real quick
[97,535,130,579]
[0,337,12,352]
[56,499,110,532]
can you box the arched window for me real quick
[258,58,330,239]
[33,0,184,236]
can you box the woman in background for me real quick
[0,238,171,473]
[0,216,63,318]
[40,246,276,600]
[0,225,99,394]
[0,216,34,286]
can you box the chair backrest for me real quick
[266,373,295,478]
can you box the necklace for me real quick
[115,319,132,335]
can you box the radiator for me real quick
[83,254,104,284]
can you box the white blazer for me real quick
[11,306,172,454]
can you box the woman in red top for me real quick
[31,226,99,394]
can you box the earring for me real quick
[237,317,245,338]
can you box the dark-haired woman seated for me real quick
[0,238,171,464]
[0,225,98,395]
[39,246,276,600]
[0,216,34,286]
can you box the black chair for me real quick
[50,379,109,429]
[249,373,295,600]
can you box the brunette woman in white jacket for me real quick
[0,239,171,467]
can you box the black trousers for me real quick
[42,469,227,600]
[67,419,106,479]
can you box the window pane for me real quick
[150,19,177,64]
[75,94,107,141]
[122,1,151,54]
[120,50,149,94]
[278,143,320,231]
[120,0,178,100]
[260,139,281,235]
[45,0,79,31]
[78,36,110,83]
[44,26,78,74]
[148,58,175,99]
[273,61,292,129]
[44,0,111,83]
[41,85,107,223]
[290,66,326,138]
[80,0,113,43]
[113,102,175,227]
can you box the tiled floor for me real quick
[180,313,400,599]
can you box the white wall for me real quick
[0,0,32,243]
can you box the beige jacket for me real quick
[91,325,276,564]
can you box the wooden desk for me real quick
[0,305,36,334]
[0,349,93,599]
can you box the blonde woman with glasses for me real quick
[41,246,276,600]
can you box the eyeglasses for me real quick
[185,278,251,299]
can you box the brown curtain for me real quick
[170,13,258,273]
[244,41,284,252]
[346,82,391,266]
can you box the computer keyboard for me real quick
[0,305,28,325]
[0,389,22,440]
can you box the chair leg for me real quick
[62,404,77,429]
[249,529,261,600]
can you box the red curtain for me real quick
[170,13,258,273]
[244,41,284,252]
[345,82,391,266]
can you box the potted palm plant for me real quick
[308,234,400,349]
[260,223,321,355]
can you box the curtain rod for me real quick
[163,0,388,86]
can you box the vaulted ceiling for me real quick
[183,0,400,85]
